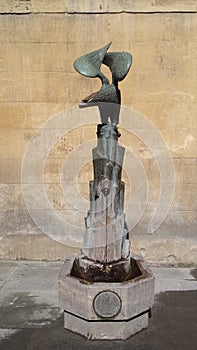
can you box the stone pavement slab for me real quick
[0,262,17,281]
[151,266,197,293]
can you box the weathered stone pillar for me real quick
[82,123,130,262]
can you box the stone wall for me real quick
[0,0,196,264]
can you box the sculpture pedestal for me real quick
[64,310,148,340]
[59,254,154,340]
[82,123,130,263]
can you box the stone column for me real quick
[82,123,130,263]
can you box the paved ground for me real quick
[0,260,196,350]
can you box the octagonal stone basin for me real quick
[59,253,154,339]
[70,255,142,282]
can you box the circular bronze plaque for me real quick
[93,291,121,319]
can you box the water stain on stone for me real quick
[0,292,61,329]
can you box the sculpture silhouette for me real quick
[73,42,132,125]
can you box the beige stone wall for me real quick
[0,1,196,264]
